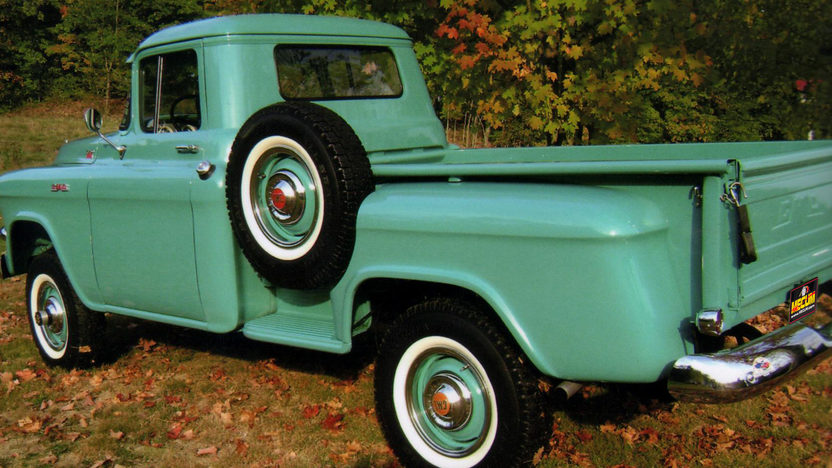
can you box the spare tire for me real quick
[226,103,373,289]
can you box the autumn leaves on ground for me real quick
[2,284,831,467]
[1,104,832,467]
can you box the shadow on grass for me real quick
[95,312,671,430]
[95,313,377,382]
[553,382,675,427]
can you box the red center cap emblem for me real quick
[271,188,287,211]
[432,392,450,416]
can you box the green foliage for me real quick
[0,0,63,110]
[1,0,829,144]
[428,0,831,145]
[48,0,205,109]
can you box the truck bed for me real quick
[370,140,832,337]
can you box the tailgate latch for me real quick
[721,182,757,264]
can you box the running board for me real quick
[242,313,349,353]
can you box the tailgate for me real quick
[738,143,832,315]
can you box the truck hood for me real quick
[54,135,101,165]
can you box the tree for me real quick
[47,0,205,109]
[0,0,62,110]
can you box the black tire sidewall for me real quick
[376,301,530,467]
[25,252,87,367]
[227,103,371,289]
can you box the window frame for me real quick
[274,44,404,101]
[134,43,204,134]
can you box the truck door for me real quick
[88,46,205,321]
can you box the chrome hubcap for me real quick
[267,170,306,224]
[404,344,494,458]
[34,284,67,352]
[245,140,321,254]
[424,372,473,430]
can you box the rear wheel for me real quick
[26,251,103,368]
[375,298,546,467]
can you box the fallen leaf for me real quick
[17,417,43,433]
[138,338,157,352]
[15,369,36,382]
[240,410,257,427]
[197,446,218,456]
[167,424,183,440]
[576,430,593,443]
[165,395,183,405]
[235,438,249,456]
[322,412,345,432]
[303,404,320,419]
[110,430,124,440]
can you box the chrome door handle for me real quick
[176,145,200,154]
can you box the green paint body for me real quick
[1,15,830,383]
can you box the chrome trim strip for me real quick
[668,320,832,403]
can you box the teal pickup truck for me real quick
[1,14,830,467]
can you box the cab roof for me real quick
[135,14,410,55]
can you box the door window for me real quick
[139,49,201,133]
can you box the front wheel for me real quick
[26,251,104,367]
[375,298,546,467]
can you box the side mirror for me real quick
[83,107,126,159]
[84,108,102,133]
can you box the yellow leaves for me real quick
[564,44,584,59]
[528,115,544,130]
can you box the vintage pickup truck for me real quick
[0,14,830,467]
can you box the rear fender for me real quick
[335,182,691,382]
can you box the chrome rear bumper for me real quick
[668,320,832,403]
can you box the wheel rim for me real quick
[394,336,497,466]
[29,274,68,358]
[241,136,324,261]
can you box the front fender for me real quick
[0,167,100,305]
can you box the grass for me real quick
[0,101,831,467]
[0,99,123,172]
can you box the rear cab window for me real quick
[274,45,403,100]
